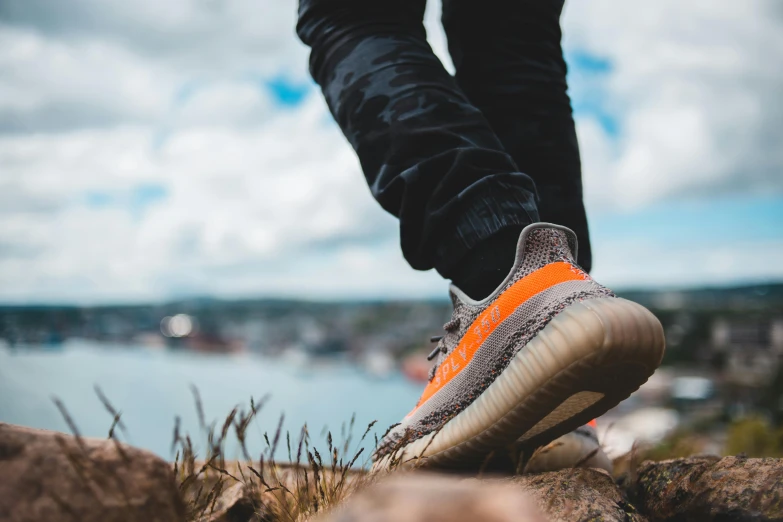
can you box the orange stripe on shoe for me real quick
[587,419,598,428]
[410,261,589,415]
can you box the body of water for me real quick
[0,341,422,462]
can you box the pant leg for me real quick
[297,1,539,278]
[442,0,592,272]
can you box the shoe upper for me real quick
[374,223,615,461]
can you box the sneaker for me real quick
[523,420,613,474]
[373,223,664,470]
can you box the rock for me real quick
[634,455,783,521]
[195,482,260,522]
[0,422,185,522]
[511,468,647,522]
[316,472,547,522]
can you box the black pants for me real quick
[297,0,591,277]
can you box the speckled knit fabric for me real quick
[375,224,614,459]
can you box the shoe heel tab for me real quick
[516,222,579,261]
[450,222,580,307]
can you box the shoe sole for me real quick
[374,297,665,471]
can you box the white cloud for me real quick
[0,94,444,302]
[562,0,783,211]
[172,81,274,128]
[0,0,308,72]
[0,25,179,131]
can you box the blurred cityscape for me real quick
[2,283,783,457]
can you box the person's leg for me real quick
[442,0,592,272]
[297,1,539,293]
[297,2,666,473]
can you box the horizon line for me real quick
[1,278,781,309]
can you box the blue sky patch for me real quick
[174,79,208,105]
[572,98,620,136]
[84,191,114,208]
[82,183,169,218]
[591,194,783,245]
[566,49,619,137]
[568,51,613,74]
[265,75,312,107]
[130,183,168,210]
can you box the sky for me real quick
[0,0,782,304]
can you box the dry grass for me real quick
[46,386,387,522]
[162,386,472,520]
[48,384,465,522]
[53,386,783,521]
[170,387,383,522]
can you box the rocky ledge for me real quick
[2,422,782,522]
[0,422,184,522]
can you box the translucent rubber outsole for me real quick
[374,297,665,471]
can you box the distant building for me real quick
[712,318,783,417]
[712,319,783,386]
